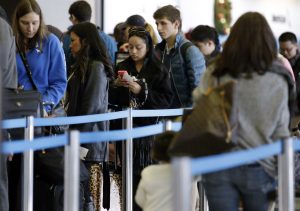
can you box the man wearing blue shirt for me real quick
[63,1,117,72]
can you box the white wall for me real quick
[37,0,95,32]
[38,0,300,38]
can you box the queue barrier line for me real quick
[80,122,182,144]
[293,139,300,150]
[190,141,282,176]
[1,134,67,154]
[131,108,184,117]
[1,118,27,129]
[1,108,184,129]
[1,110,129,129]
[1,122,182,154]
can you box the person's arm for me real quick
[272,79,291,138]
[81,62,107,115]
[0,18,18,89]
[134,174,146,209]
[185,45,206,91]
[42,35,67,106]
[138,69,173,109]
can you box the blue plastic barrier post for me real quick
[278,138,294,211]
[64,130,80,211]
[125,108,133,211]
[172,157,192,211]
[23,116,34,211]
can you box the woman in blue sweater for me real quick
[12,0,67,113]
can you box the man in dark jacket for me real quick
[279,32,300,113]
[153,5,206,108]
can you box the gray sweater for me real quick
[193,62,290,178]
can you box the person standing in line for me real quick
[10,1,67,210]
[112,26,173,211]
[63,0,117,71]
[190,25,221,66]
[12,0,67,112]
[193,12,292,211]
[153,5,206,108]
[279,32,300,114]
[67,22,114,210]
[0,16,18,211]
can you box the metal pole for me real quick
[64,130,80,211]
[163,119,173,131]
[125,108,133,211]
[22,116,34,211]
[278,138,294,211]
[172,157,192,211]
[122,115,126,211]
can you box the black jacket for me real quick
[111,57,174,125]
[67,60,109,162]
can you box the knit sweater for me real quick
[193,61,291,178]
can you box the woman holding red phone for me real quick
[111,26,173,211]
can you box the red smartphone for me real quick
[118,70,128,78]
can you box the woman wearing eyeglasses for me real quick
[111,26,173,211]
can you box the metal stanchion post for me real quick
[163,119,173,131]
[122,115,126,211]
[278,138,294,211]
[23,116,34,211]
[126,108,133,211]
[172,157,192,211]
[64,130,80,211]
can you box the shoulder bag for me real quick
[168,80,238,157]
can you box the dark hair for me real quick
[153,5,182,30]
[128,26,167,77]
[213,12,277,78]
[113,22,127,46]
[69,22,113,82]
[125,14,145,27]
[151,131,176,162]
[128,26,153,58]
[279,32,298,44]
[128,26,163,69]
[69,0,91,22]
[47,25,63,41]
[190,25,220,46]
[12,0,48,53]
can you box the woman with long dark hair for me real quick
[193,12,293,211]
[111,26,173,211]
[67,22,113,210]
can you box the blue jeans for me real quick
[201,165,275,211]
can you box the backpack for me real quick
[180,41,194,64]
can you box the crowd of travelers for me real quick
[1,0,300,211]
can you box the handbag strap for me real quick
[16,43,38,90]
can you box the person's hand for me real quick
[114,76,130,87]
[43,109,49,117]
[128,81,141,94]
[7,154,13,161]
[119,43,129,52]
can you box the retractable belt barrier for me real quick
[0,108,298,211]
